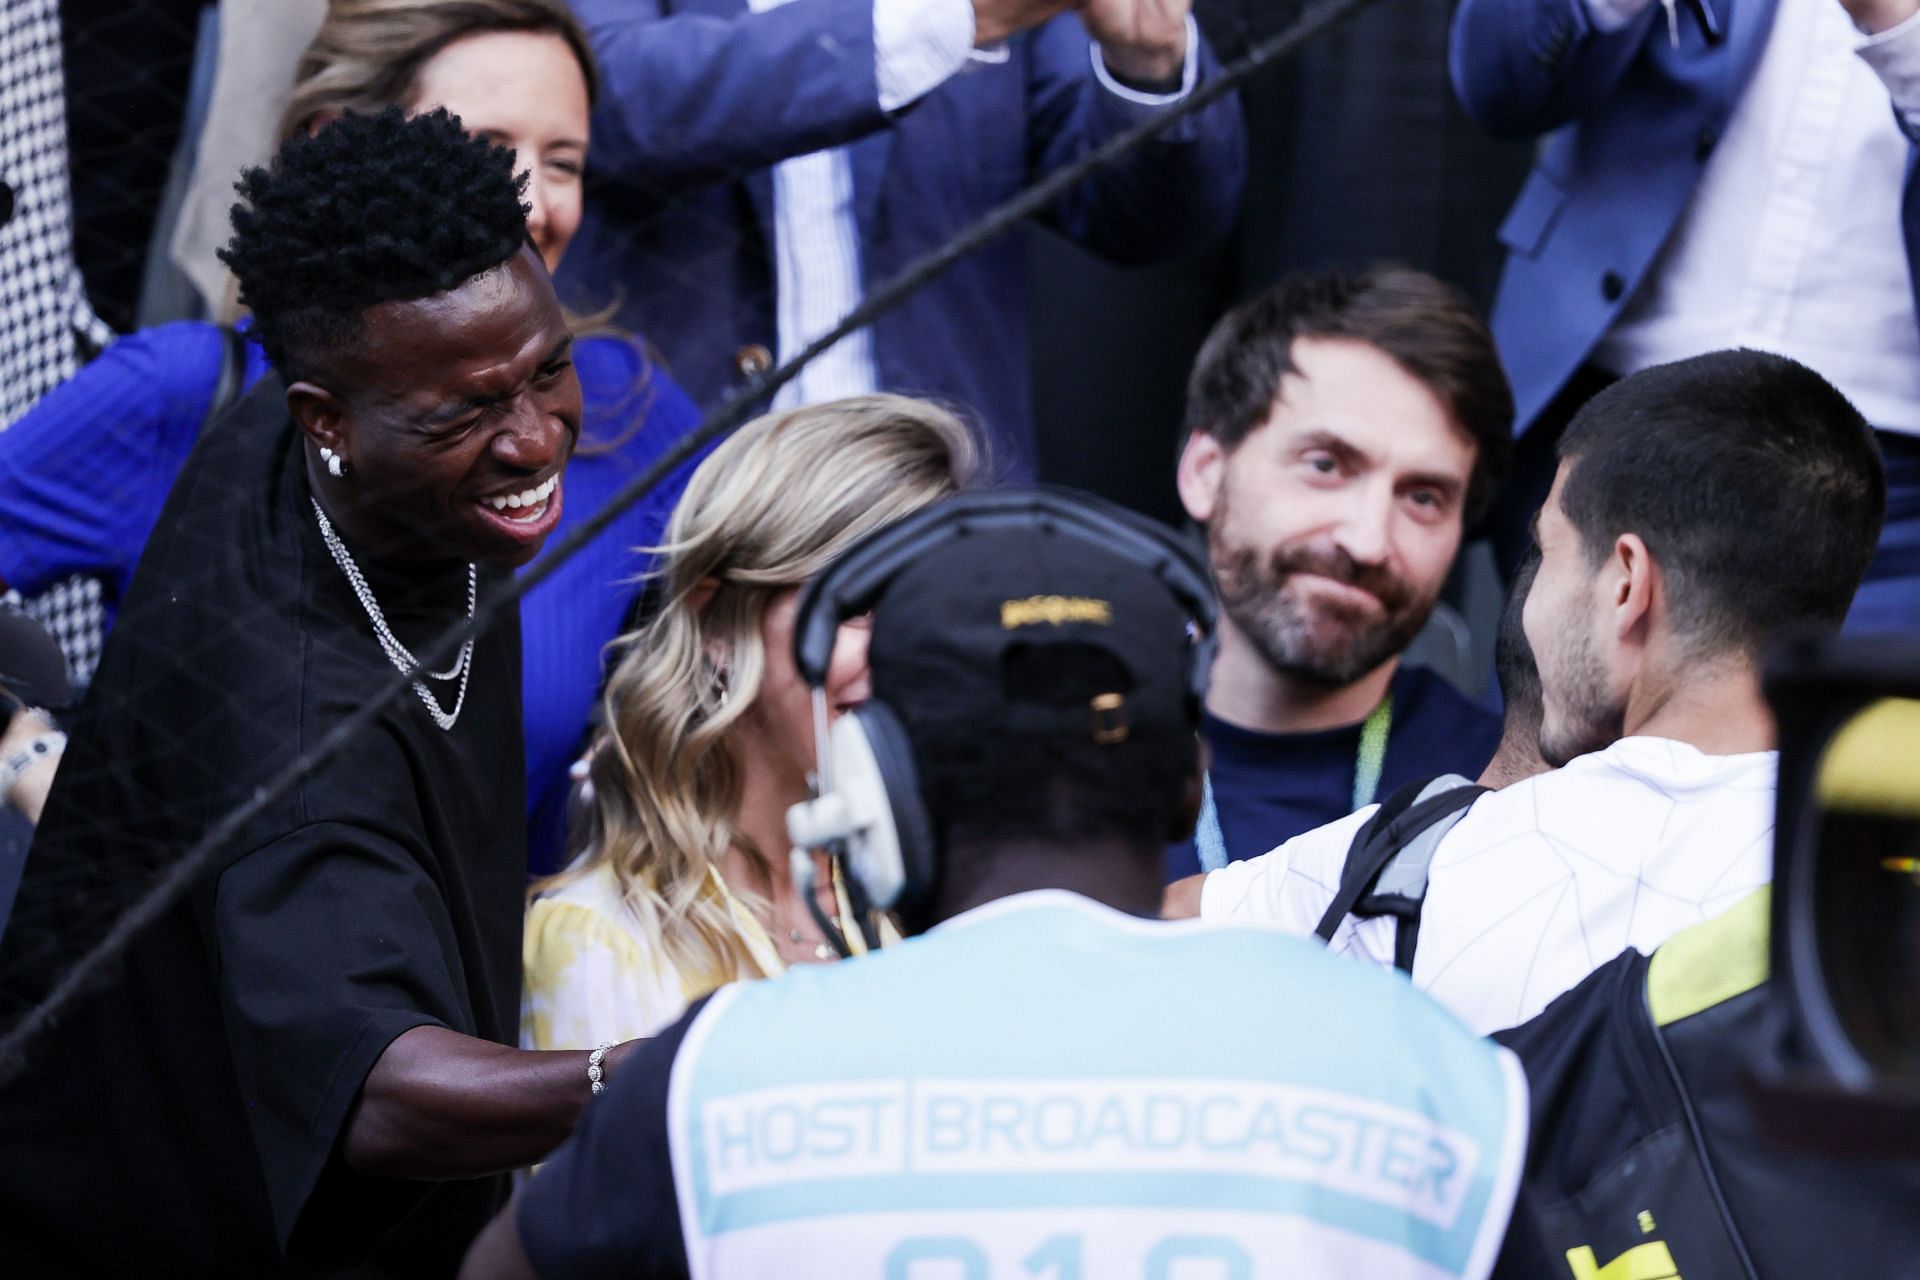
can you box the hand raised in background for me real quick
[1838,0,1920,34]
[972,0,1078,47]
[1080,0,1192,87]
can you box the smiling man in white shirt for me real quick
[1177,350,1886,1035]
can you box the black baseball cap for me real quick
[863,497,1210,748]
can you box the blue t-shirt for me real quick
[1166,664,1503,881]
[0,321,714,873]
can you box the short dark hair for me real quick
[1184,266,1514,524]
[219,107,529,381]
[916,728,1199,849]
[910,646,1198,848]
[1495,549,1542,732]
[1556,349,1885,654]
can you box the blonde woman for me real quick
[522,395,978,1052]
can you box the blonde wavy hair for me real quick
[548,396,980,988]
[280,0,598,140]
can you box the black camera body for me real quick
[1761,631,1920,1154]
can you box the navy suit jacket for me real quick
[560,0,1246,476]
[1452,0,1920,434]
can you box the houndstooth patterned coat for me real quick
[1,0,117,690]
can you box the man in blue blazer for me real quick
[1454,0,1920,631]
[559,0,1246,478]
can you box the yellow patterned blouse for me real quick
[521,861,894,1052]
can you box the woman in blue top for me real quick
[0,0,714,872]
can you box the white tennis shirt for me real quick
[1200,737,1777,1034]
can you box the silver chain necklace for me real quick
[312,497,476,731]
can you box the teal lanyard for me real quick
[1193,694,1394,874]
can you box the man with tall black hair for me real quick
[461,491,1526,1280]
[0,110,643,1274]
[1181,350,1886,1035]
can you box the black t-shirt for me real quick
[516,996,708,1279]
[0,378,527,1275]
[1165,665,1502,880]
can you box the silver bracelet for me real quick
[587,1040,615,1096]
[0,727,63,808]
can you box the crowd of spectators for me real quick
[0,0,1916,1274]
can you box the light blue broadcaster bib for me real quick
[665,890,1526,1279]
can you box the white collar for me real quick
[926,887,1258,941]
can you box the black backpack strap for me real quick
[1313,774,1487,971]
[204,325,248,430]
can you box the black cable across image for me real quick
[0,0,1392,1083]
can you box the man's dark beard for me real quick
[1211,532,1436,688]
[1536,619,1625,767]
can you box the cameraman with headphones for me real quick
[463,490,1527,1280]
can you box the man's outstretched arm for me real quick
[574,0,1076,190]
[461,1000,709,1280]
[344,1028,637,1181]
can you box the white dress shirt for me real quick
[1200,737,1777,1034]
[1592,0,1920,436]
[756,0,1198,409]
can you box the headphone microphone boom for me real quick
[786,698,931,921]
[783,488,1216,950]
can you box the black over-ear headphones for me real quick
[784,487,1216,947]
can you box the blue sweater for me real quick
[1164,665,1504,882]
[0,321,714,873]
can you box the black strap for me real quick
[204,326,248,430]
[1313,776,1487,966]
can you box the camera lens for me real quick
[1811,697,1920,1080]
[1814,811,1920,1077]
